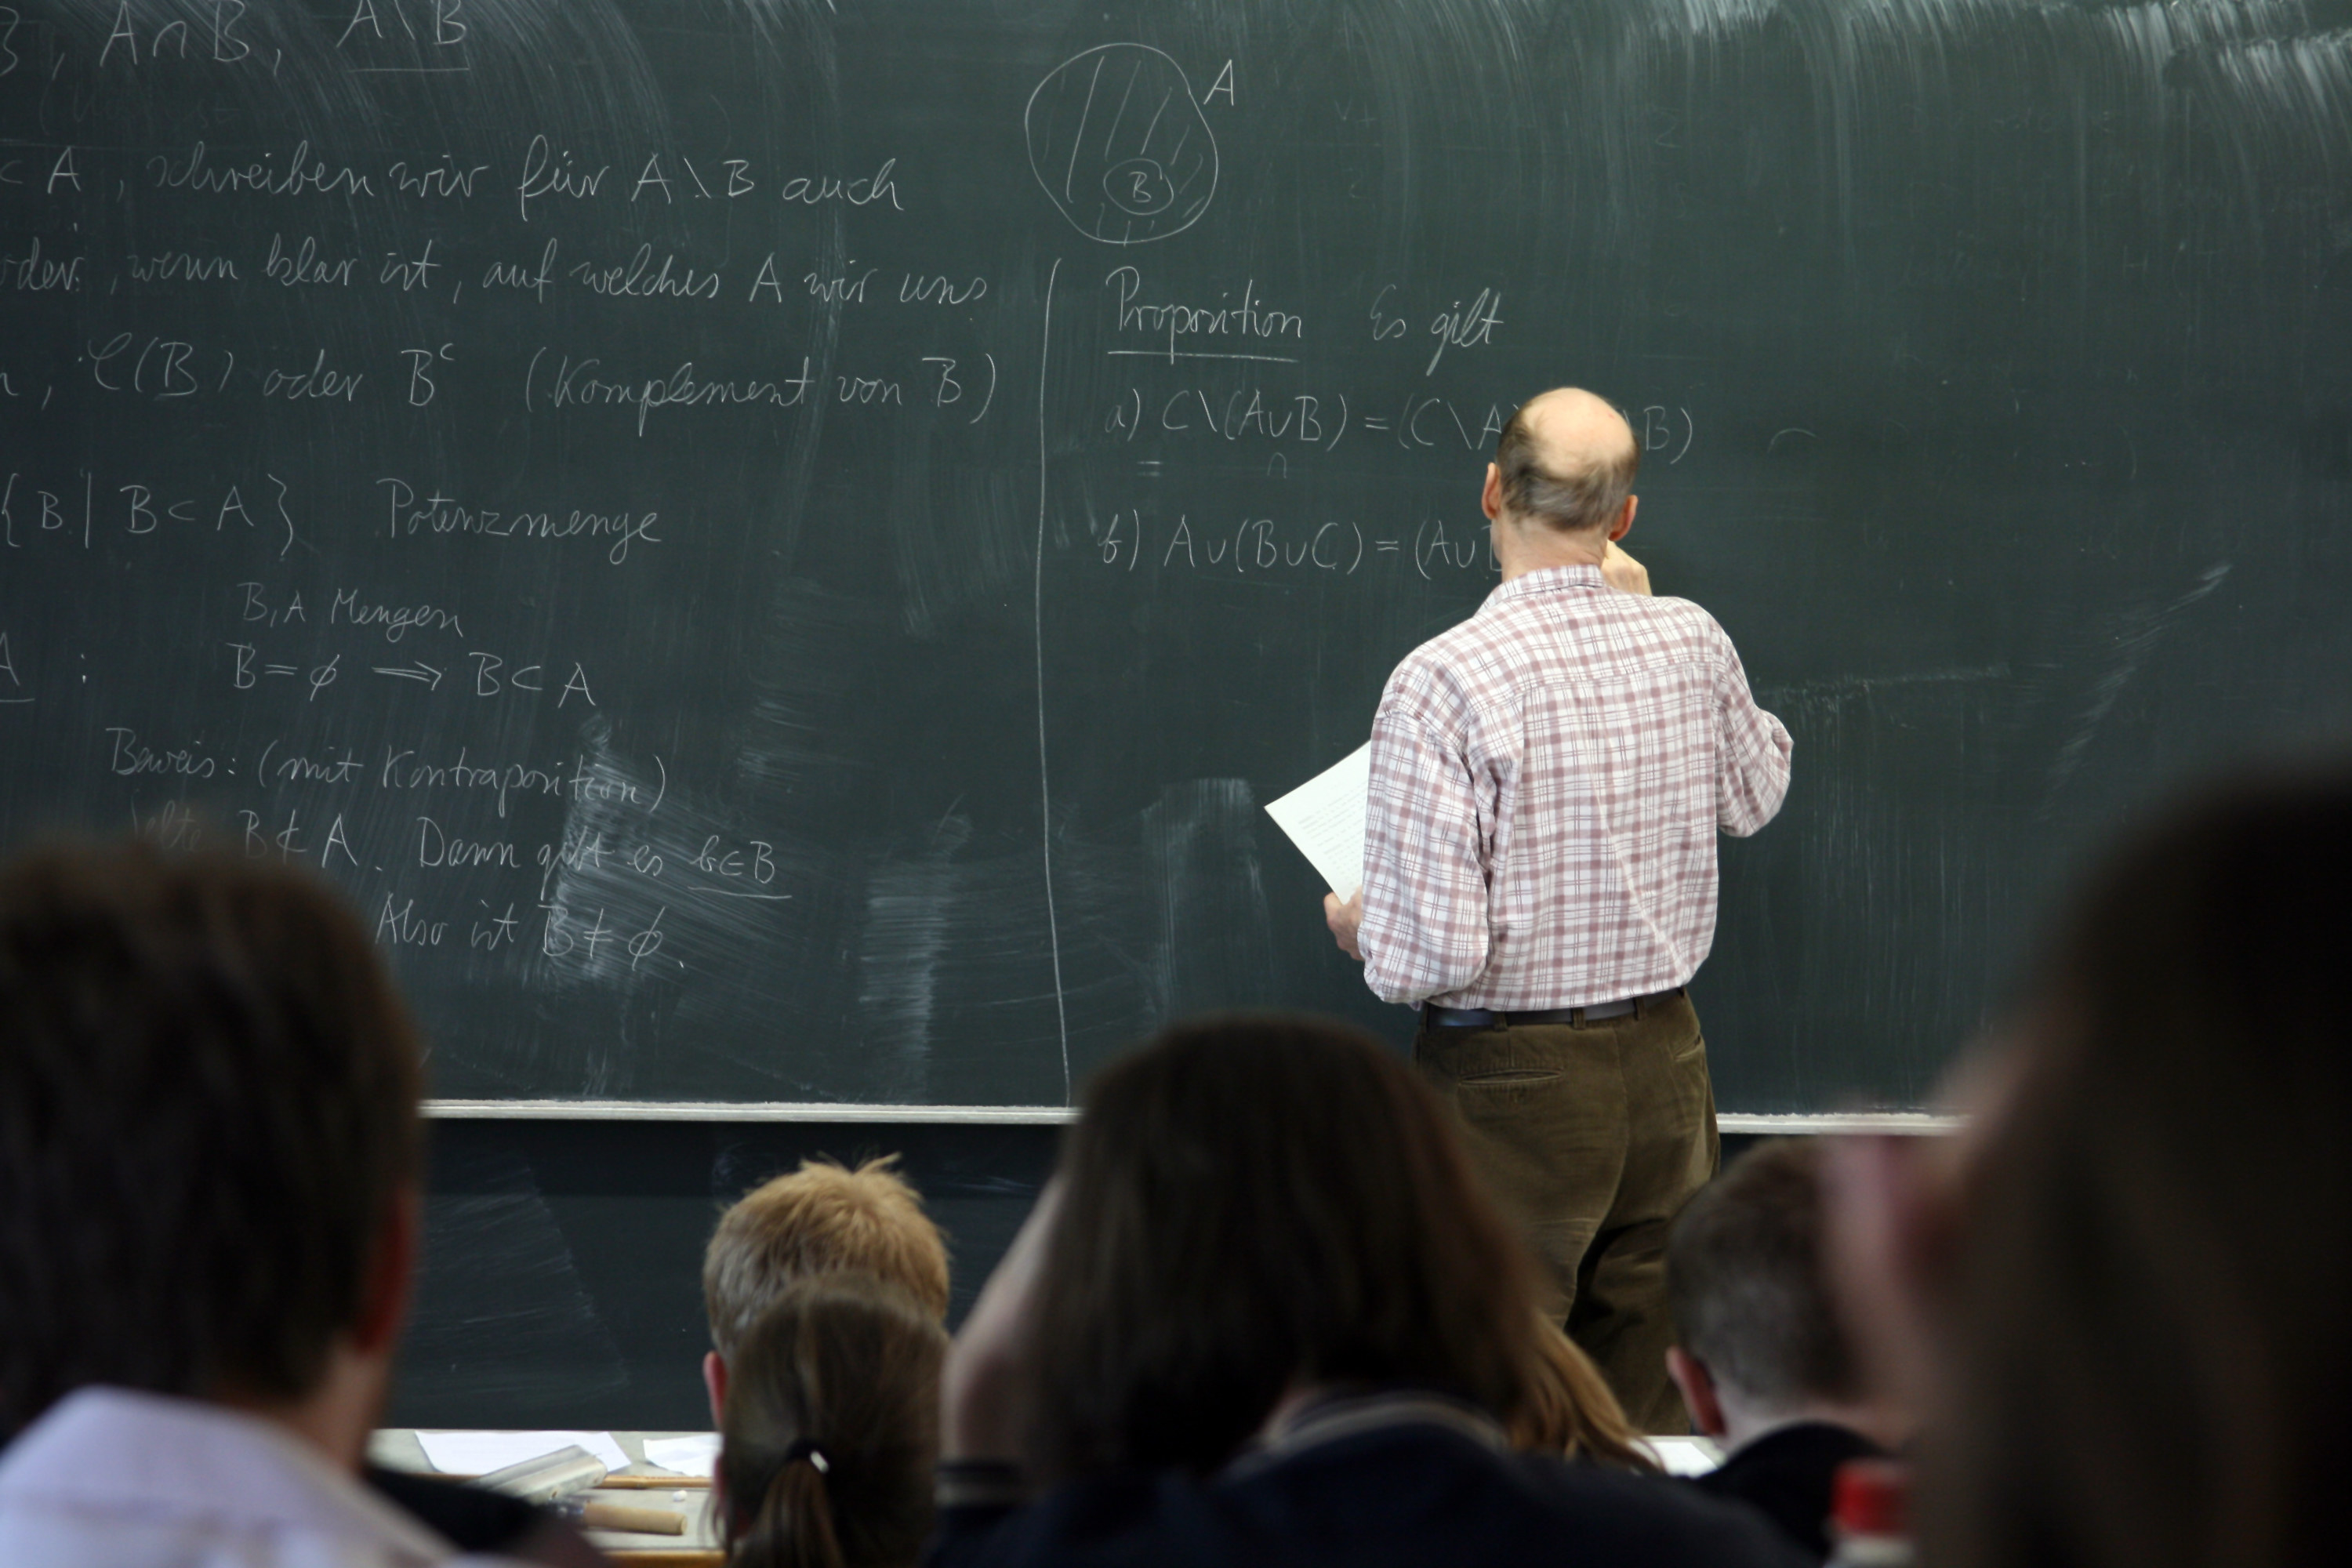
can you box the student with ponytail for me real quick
[719,1272,947,1568]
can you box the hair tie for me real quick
[784,1438,830,1475]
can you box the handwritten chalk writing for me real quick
[102,2,255,67]
[688,835,780,886]
[376,894,448,946]
[1635,404,1697,464]
[900,271,986,305]
[470,902,521,950]
[260,349,362,401]
[570,244,721,301]
[539,902,673,970]
[377,745,652,818]
[124,249,238,284]
[329,587,463,641]
[85,332,212,399]
[532,350,817,437]
[1107,266,1303,360]
[379,745,561,818]
[5,470,291,554]
[481,238,559,301]
[389,154,487,198]
[148,141,376,198]
[265,742,364,786]
[779,156,901,209]
[132,800,205,851]
[4,236,83,292]
[402,343,452,406]
[1116,385,1343,447]
[338,0,466,49]
[416,817,518,870]
[1422,288,1504,375]
[379,239,441,292]
[806,262,876,304]
[236,808,355,868]
[515,135,607,222]
[1099,507,1495,582]
[107,727,216,779]
[835,373,901,405]
[264,232,358,287]
[239,582,307,626]
[377,477,663,565]
[1368,284,1408,339]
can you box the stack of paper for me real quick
[414,1430,631,1476]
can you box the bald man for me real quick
[1325,388,1792,1430]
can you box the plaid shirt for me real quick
[1359,565,1791,1009]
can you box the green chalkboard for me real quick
[7,0,2352,1110]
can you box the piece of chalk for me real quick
[572,1500,688,1536]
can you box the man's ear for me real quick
[1481,462,1504,521]
[351,1185,419,1359]
[1665,1346,1730,1439]
[1610,494,1638,543]
[703,1350,728,1431]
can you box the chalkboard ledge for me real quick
[421,1102,1956,1134]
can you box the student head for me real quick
[1825,768,2352,1568]
[1666,1138,1894,1449]
[1018,1012,1547,1478]
[703,1155,949,1424]
[719,1272,946,1568]
[0,840,424,1462]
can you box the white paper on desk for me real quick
[1263,742,1371,902]
[641,1434,721,1478]
[415,1429,630,1477]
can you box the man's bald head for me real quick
[1494,387,1639,535]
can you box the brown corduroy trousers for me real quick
[1415,990,1719,1435]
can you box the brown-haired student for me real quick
[932,1013,1806,1568]
[1825,766,2352,1568]
[0,842,570,1566]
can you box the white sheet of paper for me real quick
[641,1433,722,1478]
[415,1429,630,1477]
[1263,742,1371,901]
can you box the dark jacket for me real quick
[931,1392,1813,1568]
[1693,1421,1891,1560]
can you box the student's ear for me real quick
[1665,1347,1729,1439]
[1821,1133,1963,1419]
[703,1351,728,1431]
[1481,462,1504,521]
[1610,494,1638,543]
[352,1185,419,1359]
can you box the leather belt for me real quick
[1425,987,1685,1030]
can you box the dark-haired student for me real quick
[1664,1139,1905,1559]
[930,1013,1809,1568]
[0,842,577,1566]
[1824,767,2352,1568]
[720,1272,946,1568]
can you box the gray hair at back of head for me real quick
[1666,1138,1860,1410]
[1494,400,1639,533]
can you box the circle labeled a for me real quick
[1025,43,1217,245]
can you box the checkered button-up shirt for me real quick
[1359,564,1791,1009]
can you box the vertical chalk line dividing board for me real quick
[7,2,2351,1113]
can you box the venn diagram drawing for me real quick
[1024,44,1218,246]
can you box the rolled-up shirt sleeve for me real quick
[1359,691,1491,1005]
[1712,634,1792,837]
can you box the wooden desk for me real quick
[370,1428,724,1563]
